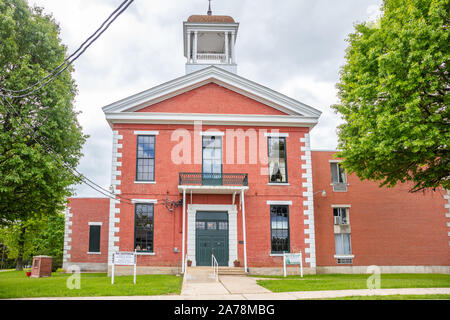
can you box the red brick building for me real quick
[63,13,450,275]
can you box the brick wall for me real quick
[66,198,110,265]
[312,151,450,267]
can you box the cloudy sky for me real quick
[29,0,382,197]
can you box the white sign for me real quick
[111,252,137,285]
[285,253,302,265]
[283,252,303,278]
[113,252,136,266]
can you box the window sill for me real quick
[270,253,286,257]
[267,183,290,186]
[135,181,156,184]
[334,254,354,259]
[87,252,101,255]
[135,252,155,256]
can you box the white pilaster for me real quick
[231,31,236,64]
[108,130,122,266]
[224,31,229,63]
[186,31,191,63]
[193,31,198,63]
[62,205,73,269]
[300,134,316,268]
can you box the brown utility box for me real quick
[31,256,52,278]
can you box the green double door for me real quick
[196,211,229,267]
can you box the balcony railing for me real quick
[196,53,228,64]
[179,173,248,187]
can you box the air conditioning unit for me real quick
[332,183,348,192]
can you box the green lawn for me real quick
[256,274,450,292]
[312,294,450,300]
[0,270,183,299]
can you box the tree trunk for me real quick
[15,225,26,271]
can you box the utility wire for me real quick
[0,0,136,203]
[0,96,134,205]
[0,0,135,99]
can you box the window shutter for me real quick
[89,226,101,253]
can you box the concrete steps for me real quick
[186,266,247,276]
[218,267,246,276]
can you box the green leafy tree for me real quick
[333,0,449,192]
[0,215,64,271]
[0,0,86,269]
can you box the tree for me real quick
[333,0,449,192]
[0,0,86,269]
[0,214,65,271]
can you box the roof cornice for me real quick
[104,112,319,128]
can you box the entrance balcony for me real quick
[178,172,249,194]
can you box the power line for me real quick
[0,96,134,205]
[0,0,137,203]
[0,0,135,99]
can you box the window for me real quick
[196,222,206,230]
[270,205,290,253]
[135,204,154,252]
[136,135,155,181]
[330,162,347,191]
[268,137,288,183]
[218,222,228,230]
[89,225,101,253]
[335,233,352,255]
[207,222,217,230]
[333,208,349,225]
[337,258,353,264]
[331,162,347,183]
[202,136,222,176]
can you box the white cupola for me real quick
[183,4,239,74]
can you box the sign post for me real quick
[111,252,137,285]
[283,252,303,278]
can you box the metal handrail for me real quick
[211,254,219,282]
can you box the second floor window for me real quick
[333,208,349,225]
[136,135,155,181]
[331,162,347,184]
[268,137,287,183]
[202,136,222,175]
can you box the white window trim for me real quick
[334,254,355,259]
[88,222,103,226]
[134,131,159,135]
[264,132,289,138]
[331,205,351,208]
[266,200,293,206]
[87,252,102,255]
[132,199,158,204]
[269,253,286,257]
[200,131,224,136]
[135,252,156,256]
[329,160,343,163]
[134,181,157,184]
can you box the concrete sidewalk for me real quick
[11,287,450,300]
